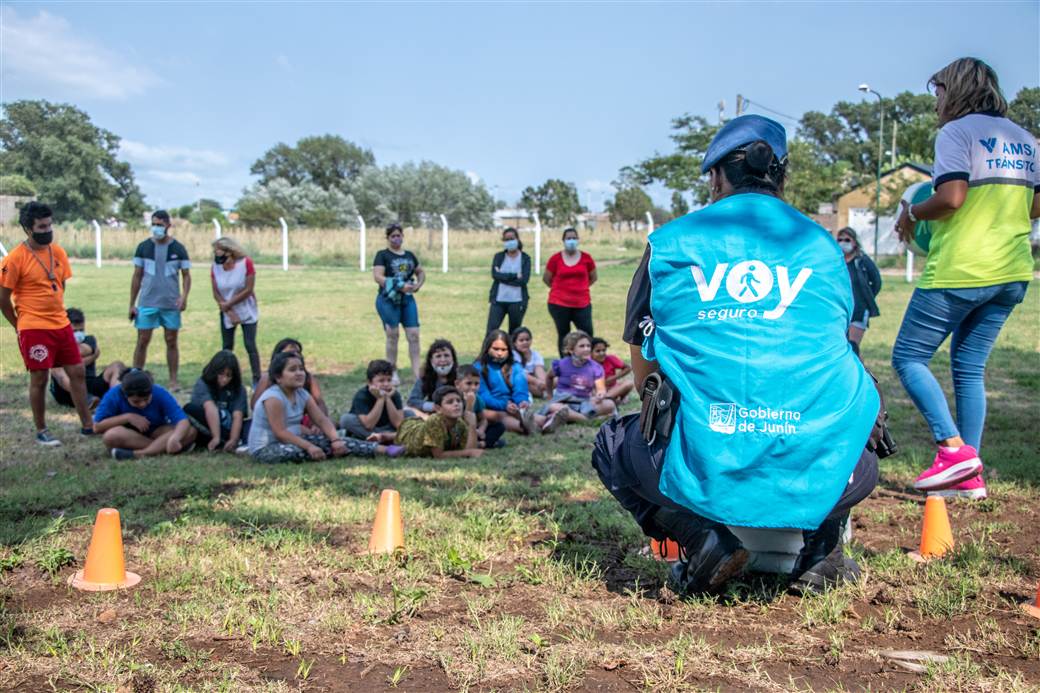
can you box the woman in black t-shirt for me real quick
[372,223,425,381]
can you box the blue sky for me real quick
[2,2,1037,211]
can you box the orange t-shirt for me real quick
[1,242,73,330]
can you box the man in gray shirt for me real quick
[129,210,191,390]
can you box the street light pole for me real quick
[859,84,884,261]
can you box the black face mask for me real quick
[214,254,228,264]
[31,231,53,246]
[489,356,508,365]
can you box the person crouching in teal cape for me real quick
[592,115,885,597]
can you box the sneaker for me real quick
[80,426,95,436]
[111,448,135,461]
[385,444,405,458]
[929,473,987,500]
[35,429,62,447]
[235,444,250,455]
[540,410,562,435]
[913,445,982,492]
[520,406,537,434]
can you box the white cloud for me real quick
[465,170,481,185]
[0,7,160,99]
[142,170,202,186]
[275,53,291,70]
[120,140,230,169]
[581,179,614,193]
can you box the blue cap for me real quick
[701,115,788,173]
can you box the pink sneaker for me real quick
[930,473,987,500]
[913,445,982,492]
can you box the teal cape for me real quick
[643,193,879,529]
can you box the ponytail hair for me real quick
[715,140,786,196]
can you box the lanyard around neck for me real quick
[24,242,57,290]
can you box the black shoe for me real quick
[654,507,749,595]
[789,515,861,594]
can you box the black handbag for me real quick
[638,372,680,446]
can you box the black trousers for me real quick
[547,303,594,356]
[220,318,261,384]
[486,301,527,335]
[590,414,878,540]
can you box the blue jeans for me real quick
[375,294,419,328]
[891,282,1027,450]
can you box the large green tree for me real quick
[1008,87,1040,137]
[250,135,375,192]
[607,185,653,229]
[518,179,583,227]
[353,162,494,228]
[0,100,146,221]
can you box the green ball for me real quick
[902,181,933,257]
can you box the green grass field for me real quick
[1,258,1038,691]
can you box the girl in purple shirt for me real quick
[541,331,616,430]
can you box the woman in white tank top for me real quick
[211,237,261,384]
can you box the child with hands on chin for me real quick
[394,385,482,459]
[456,364,506,449]
[93,369,197,460]
[340,359,410,443]
[249,352,402,464]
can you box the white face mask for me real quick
[73,330,86,343]
[433,363,454,376]
[838,240,854,253]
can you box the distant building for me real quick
[493,208,532,229]
[0,195,34,225]
[836,163,931,254]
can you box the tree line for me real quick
[2,90,1036,227]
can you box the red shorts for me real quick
[17,325,83,371]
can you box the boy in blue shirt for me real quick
[93,369,196,460]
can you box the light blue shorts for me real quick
[136,307,181,330]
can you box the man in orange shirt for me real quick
[1,201,94,445]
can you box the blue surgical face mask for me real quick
[564,238,579,252]
[73,330,86,343]
[503,239,519,252]
[151,224,167,238]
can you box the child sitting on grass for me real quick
[457,364,506,449]
[591,337,634,403]
[50,307,125,409]
[340,359,411,443]
[541,330,616,431]
[248,352,402,464]
[185,350,250,453]
[395,385,482,458]
[94,369,197,460]
[406,339,457,419]
[511,326,547,398]
[251,338,328,432]
[475,329,549,435]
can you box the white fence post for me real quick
[905,248,913,283]
[92,219,102,267]
[645,211,654,236]
[440,214,449,273]
[357,215,367,271]
[279,217,289,271]
[213,218,222,239]
[533,212,542,275]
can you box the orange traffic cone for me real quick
[910,496,955,562]
[368,489,404,554]
[650,538,681,562]
[69,508,141,591]
[1022,582,1040,619]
